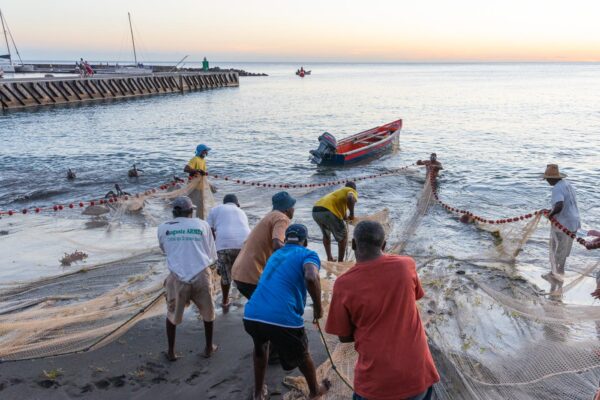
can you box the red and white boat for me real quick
[309,119,402,166]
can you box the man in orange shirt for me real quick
[326,221,439,400]
[232,191,295,299]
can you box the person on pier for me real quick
[541,164,580,283]
[416,153,443,181]
[312,182,358,262]
[184,144,211,219]
[157,196,218,361]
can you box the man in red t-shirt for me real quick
[325,220,439,400]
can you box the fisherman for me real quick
[326,220,440,400]
[128,164,142,178]
[586,230,600,250]
[542,164,580,282]
[231,191,295,299]
[104,184,131,198]
[243,224,328,400]
[157,196,218,360]
[184,144,210,219]
[312,182,358,262]
[416,153,443,181]
[207,194,251,309]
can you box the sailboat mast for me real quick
[128,12,138,65]
[0,9,12,64]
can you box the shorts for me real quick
[312,207,347,242]
[243,319,309,371]
[164,269,215,325]
[234,280,257,300]
[217,249,241,286]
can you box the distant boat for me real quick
[309,119,402,166]
[295,69,311,77]
[0,9,33,73]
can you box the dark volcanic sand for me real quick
[0,305,327,400]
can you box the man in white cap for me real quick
[157,196,218,360]
[542,164,580,282]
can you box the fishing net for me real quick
[3,169,600,400]
[283,178,600,400]
[0,177,216,361]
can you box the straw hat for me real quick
[543,164,567,179]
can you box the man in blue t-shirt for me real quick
[243,224,328,400]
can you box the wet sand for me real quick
[0,305,327,399]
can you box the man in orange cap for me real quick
[542,164,580,282]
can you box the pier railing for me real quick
[0,71,239,110]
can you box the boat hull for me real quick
[317,131,399,166]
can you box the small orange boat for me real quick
[309,119,402,166]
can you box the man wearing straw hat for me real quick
[542,164,580,282]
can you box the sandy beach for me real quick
[0,303,327,400]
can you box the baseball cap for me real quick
[172,196,196,211]
[285,223,308,243]
[195,144,211,155]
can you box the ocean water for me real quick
[1,62,599,298]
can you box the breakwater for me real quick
[0,71,239,111]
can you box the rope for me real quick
[314,319,354,392]
[428,174,598,250]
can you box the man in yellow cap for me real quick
[542,164,580,282]
[312,182,358,262]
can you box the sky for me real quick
[1,0,599,63]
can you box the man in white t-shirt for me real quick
[207,194,251,309]
[542,164,581,282]
[157,196,218,361]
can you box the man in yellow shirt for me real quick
[312,182,357,262]
[184,144,210,219]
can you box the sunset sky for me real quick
[1,0,599,62]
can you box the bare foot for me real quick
[253,384,268,400]
[309,380,331,399]
[165,351,177,362]
[221,301,231,313]
[202,344,219,358]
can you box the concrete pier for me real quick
[0,71,239,111]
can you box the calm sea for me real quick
[1,62,599,299]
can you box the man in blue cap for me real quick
[232,191,296,299]
[184,144,211,219]
[185,144,211,177]
[243,224,328,400]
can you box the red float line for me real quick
[201,164,416,189]
[0,179,181,217]
[428,175,596,250]
[0,165,416,217]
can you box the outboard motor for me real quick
[309,132,337,164]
